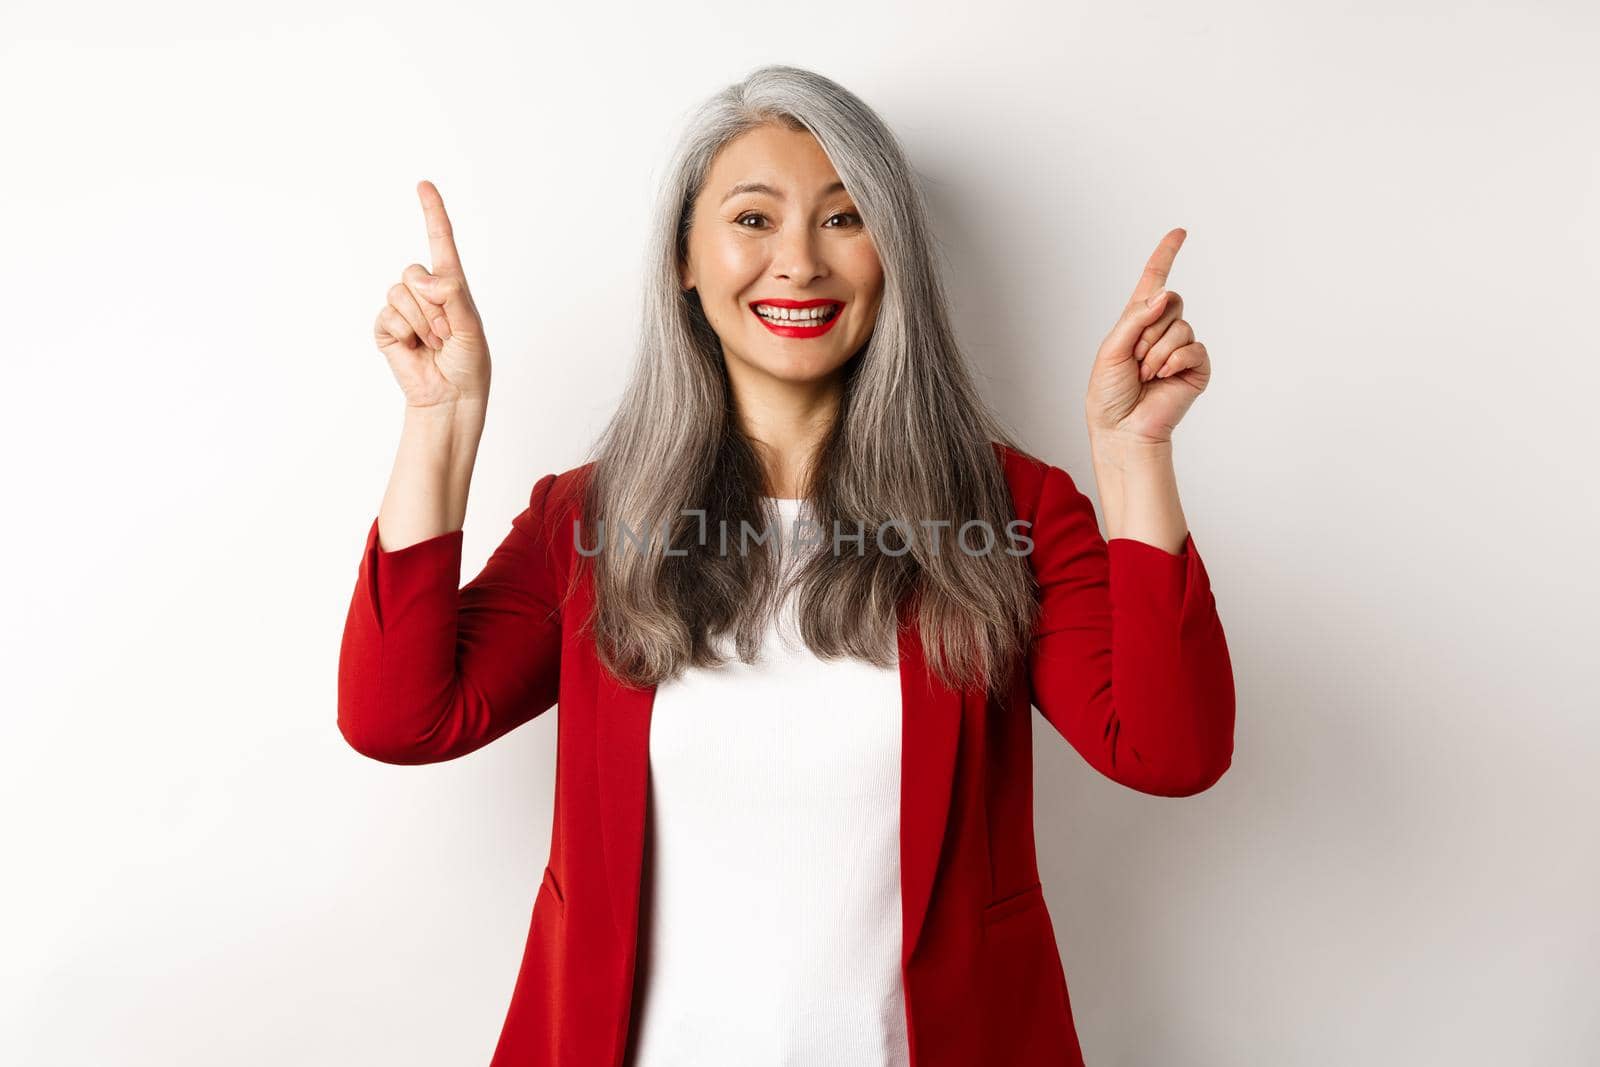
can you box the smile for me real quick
[749,300,845,337]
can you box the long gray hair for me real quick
[575,63,1039,701]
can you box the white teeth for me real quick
[754,304,838,323]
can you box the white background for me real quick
[5,1,1597,1064]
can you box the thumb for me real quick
[413,272,481,339]
[1100,289,1170,359]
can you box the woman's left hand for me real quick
[1084,228,1211,445]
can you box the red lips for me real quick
[748,298,845,338]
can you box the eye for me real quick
[734,211,863,230]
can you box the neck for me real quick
[727,363,844,498]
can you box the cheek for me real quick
[702,236,764,288]
[849,278,884,325]
[844,248,884,301]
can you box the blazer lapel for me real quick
[590,594,965,966]
[896,598,964,965]
[595,663,654,943]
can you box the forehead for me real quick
[703,124,848,202]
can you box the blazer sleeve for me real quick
[1026,463,1236,796]
[337,472,565,765]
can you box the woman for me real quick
[339,64,1234,1067]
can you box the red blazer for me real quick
[337,442,1236,1067]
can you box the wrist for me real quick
[405,395,488,430]
[400,398,487,478]
[1088,428,1172,471]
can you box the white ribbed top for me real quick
[629,496,909,1066]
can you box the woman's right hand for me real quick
[373,180,492,409]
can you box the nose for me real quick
[771,226,826,284]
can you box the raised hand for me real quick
[1084,228,1212,445]
[372,180,492,409]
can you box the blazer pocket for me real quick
[982,880,1044,926]
[539,864,566,909]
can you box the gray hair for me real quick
[575,63,1039,700]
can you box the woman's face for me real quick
[680,123,884,389]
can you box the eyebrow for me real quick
[719,179,849,205]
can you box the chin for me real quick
[726,345,851,384]
[764,355,852,384]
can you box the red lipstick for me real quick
[748,298,845,338]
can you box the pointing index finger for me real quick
[1127,227,1187,307]
[417,179,464,277]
